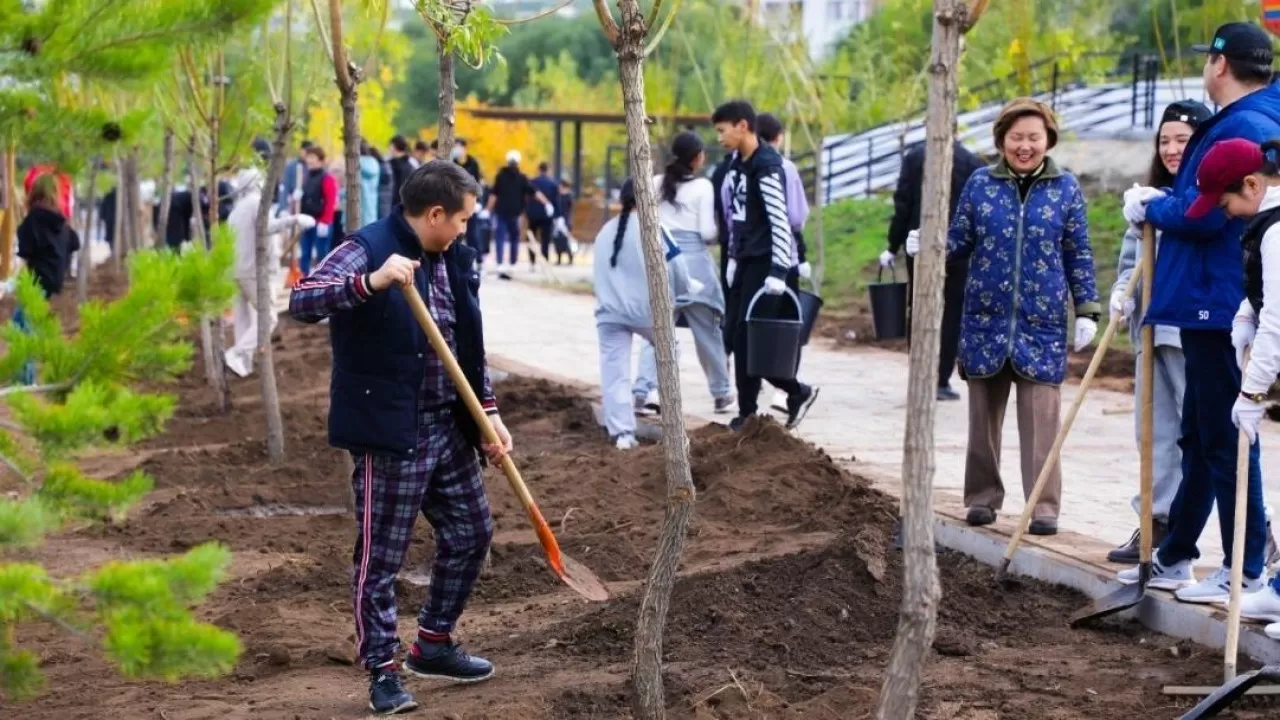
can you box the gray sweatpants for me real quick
[633,305,732,402]
[598,322,657,439]
[1131,345,1186,522]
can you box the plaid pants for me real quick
[351,410,494,670]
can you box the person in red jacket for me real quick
[23,164,74,220]
[294,145,339,274]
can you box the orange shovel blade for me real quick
[526,501,609,602]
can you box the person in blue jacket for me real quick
[1117,22,1280,604]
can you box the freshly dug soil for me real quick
[0,287,1262,720]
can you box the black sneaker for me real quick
[937,384,961,401]
[1028,518,1058,536]
[729,415,750,433]
[785,385,820,430]
[404,641,495,684]
[1106,520,1169,564]
[966,506,996,527]
[369,669,418,715]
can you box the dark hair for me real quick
[538,162,549,174]
[993,97,1059,150]
[1213,52,1275,87]
[28,173,59,212]
[361,138,383,163]
[300,139,313,151]
[304,145,326,162]
[661,132,704,207]
[559,178,571,187]
[414,140,430,153]
[610,178,636,268]
[401,160,481,217]
[711,100,756,131]
[390,135,409,153]
[756,113,784,144]
[456,137,468,148]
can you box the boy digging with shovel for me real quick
[290,161,512,715]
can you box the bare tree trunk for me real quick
[205,54,232,414]
[610,3,697,719]
[436,40,456,159]
[125,150,143,255]
[157,128,176,249]
[112,156,125,274]
[329,0,362,229]
[256,103,292,464]
[875,1,985,717]
[77,160,99,304]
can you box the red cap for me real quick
[1187,138,1265,219]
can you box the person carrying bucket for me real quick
[713,99,820,433]
[593,178,699,450]
[941,97,1101,537]
[289,161,511,714]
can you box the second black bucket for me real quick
[798,287,824,346]
[745,287,804,380]
[868,266,908,341]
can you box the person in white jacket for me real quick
[1187,137,1280,635]
[595,178,699,450]
[224,166,315,378]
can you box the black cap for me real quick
[1160,100,1213,130]
[251,137,271,161]
[1192,22,1274,63]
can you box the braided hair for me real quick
[610,178,636,268]
[661,132,704,208]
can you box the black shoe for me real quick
[369,669,418,715]
[729,415,750,433]
[966,507,996,527]
[785,385,820,430]
[404,641,494,684]
[1106,520,1169,564]
[937,385,961,401]
[1028,518,1058,536]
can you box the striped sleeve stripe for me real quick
[759,174,794,268]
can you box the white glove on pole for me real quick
[295,214,317,231]
[1122,184,1166,226]
[798,262,812,280]
[1109,288,1135,323]
[291,188,303,202]
[879,249,895,268]
[1233,395,1266,445]
[544,202,555,218]
[763,276,787,296]
[1073,317,1098,352]
[726,259,737,288]
[905,228,920,257]
[317,223,331,239]
[1233,309,1258,372]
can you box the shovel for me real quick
[1069,223,1156,626]
[1174,665,1280,719]
[399,283,609,603]
[1224,348,1255,681]
[993,256,1145,586]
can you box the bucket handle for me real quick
[745,285,803,323]
[876,264,901,284]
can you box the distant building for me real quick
[755,0,879,60]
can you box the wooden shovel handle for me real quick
[1138,223,1156,568]
[396,283,563,564]
[1225,346,1253,682]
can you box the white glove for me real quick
[1122,184,1166,225]
[763,276,786,296]
[544,202,555,218]
[295,214,317,231]
[477,208,491,221]
[798,262,812,280]
[905,229,920,257]
[879,250,895,268]
[1233,309,1258,371]
[687,278,705,295]
[1109,288,1135,323]
[726,259,737,287]
[1233,395,1266,445]
[317,223,331,239]
[1073,317,1098,352]
[291,188,303,202]
[553,217,568,235]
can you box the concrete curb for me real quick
[489,353,1280,667]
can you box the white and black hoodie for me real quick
[725,142,794,278]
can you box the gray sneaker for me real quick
[1174,566,1265,605]
[714,395,736,414]
[1116,557,1194,590]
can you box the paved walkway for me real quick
[479,272,1280,575]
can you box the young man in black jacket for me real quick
[882,138,986,401]
[713,100,819,432]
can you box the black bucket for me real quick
[798,288,824,346]
[745,287,804,380]
[868,266,908,340]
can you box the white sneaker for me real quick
[223,350,250,378]
[633,395,656,417]
[1175,566,1265,605]
[1231,584,1280,623]
[1116,558,1194,590]
[614,434,639,451]
[643,390,661,415]
[1265,622,1280,640]
[770,390,787,413]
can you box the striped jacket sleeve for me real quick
[288,240,374,322]
[757,165,795,277]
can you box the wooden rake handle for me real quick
[1225,347,1254,682]
[999,259,1145,566]
[397,283,565,570]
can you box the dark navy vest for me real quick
[1243,205,1280,314]
[328,209,487,459]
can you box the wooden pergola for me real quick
[461,107,712,196]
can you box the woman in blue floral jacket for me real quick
[944,98,1102,536]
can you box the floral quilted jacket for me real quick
[946,158,1101,386]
